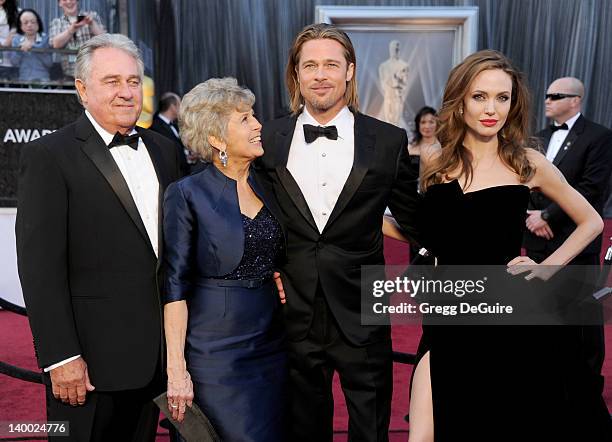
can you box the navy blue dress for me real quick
[163,163,286,441]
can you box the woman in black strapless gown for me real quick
[408,51,611,441]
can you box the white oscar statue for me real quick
[378,40,409,127]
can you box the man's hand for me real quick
[533,225,554,240]
[526,210,553,239]
[49,357,95,406]
[273,272,286,304]
[70,16,92,33]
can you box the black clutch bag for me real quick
[153,392,221,442]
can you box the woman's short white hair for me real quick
[179,77,255,162]
[75,33,144,83]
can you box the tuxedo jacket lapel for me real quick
[77,115,154,254]
[323,112,374,233]
[273,117,319,232]
[553,116,584,167]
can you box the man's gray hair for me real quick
[179,77,255,162]
[75,34,144,82]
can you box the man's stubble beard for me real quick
[306,93,342,113]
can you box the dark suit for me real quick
[16,113,181,441]
[524,113,612,391]
[256,110,420,441]
[525,114,612,259]
[150,113,190,176]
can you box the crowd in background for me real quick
[0,0,104,83]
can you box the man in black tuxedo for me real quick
[524,77,612,384]
[257,24,420,441]
[16,34,181,441]
[150,92,191,176]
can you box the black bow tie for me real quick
[108,132,141,150]
[550,123,568,133]
[303,124,338,144]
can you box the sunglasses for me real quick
[545,93,580,101]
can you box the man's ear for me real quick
[75,79,87,104]
[346,62,355,82]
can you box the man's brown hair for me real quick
[285,23,359,114]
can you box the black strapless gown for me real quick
[415,179,611,441]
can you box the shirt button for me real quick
[322,153,327,157]
[322,212,327,216]
[322,183,327,187]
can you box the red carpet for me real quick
[1,233,611,440]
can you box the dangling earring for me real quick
[459,104,464,116]
[219,149,228,167]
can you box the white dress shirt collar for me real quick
[158,113,173,126]
[554,111,581,131]
[546,112,581,162]
[85,110,137,146]
[157,113,180,138]
[300,105,352,132]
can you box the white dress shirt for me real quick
[287,106,354,233]
[546,112,581,162]
[45,111,160,372]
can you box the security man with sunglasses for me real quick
[524,76,612,399]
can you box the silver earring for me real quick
[459,105,464,116]
[219,150,228,167]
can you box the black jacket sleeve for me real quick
[15,143,81,368]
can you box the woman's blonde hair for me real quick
[285,23,359,114]
[179,77,255,161]
[421,50,536,191]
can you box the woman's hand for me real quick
[507,256,558,281]
[3,29,16,47]
[167,366,194,423]
[20,39,33,52]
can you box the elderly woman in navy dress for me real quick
[163,77,286,441]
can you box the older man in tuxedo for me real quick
[16,34,181,441]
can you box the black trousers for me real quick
[46,365,163,442]
[287,293,393,442]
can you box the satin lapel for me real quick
[79,120,154,254]
[273,121,318,231]
[323,112,374,233]
[553,117,584,167]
